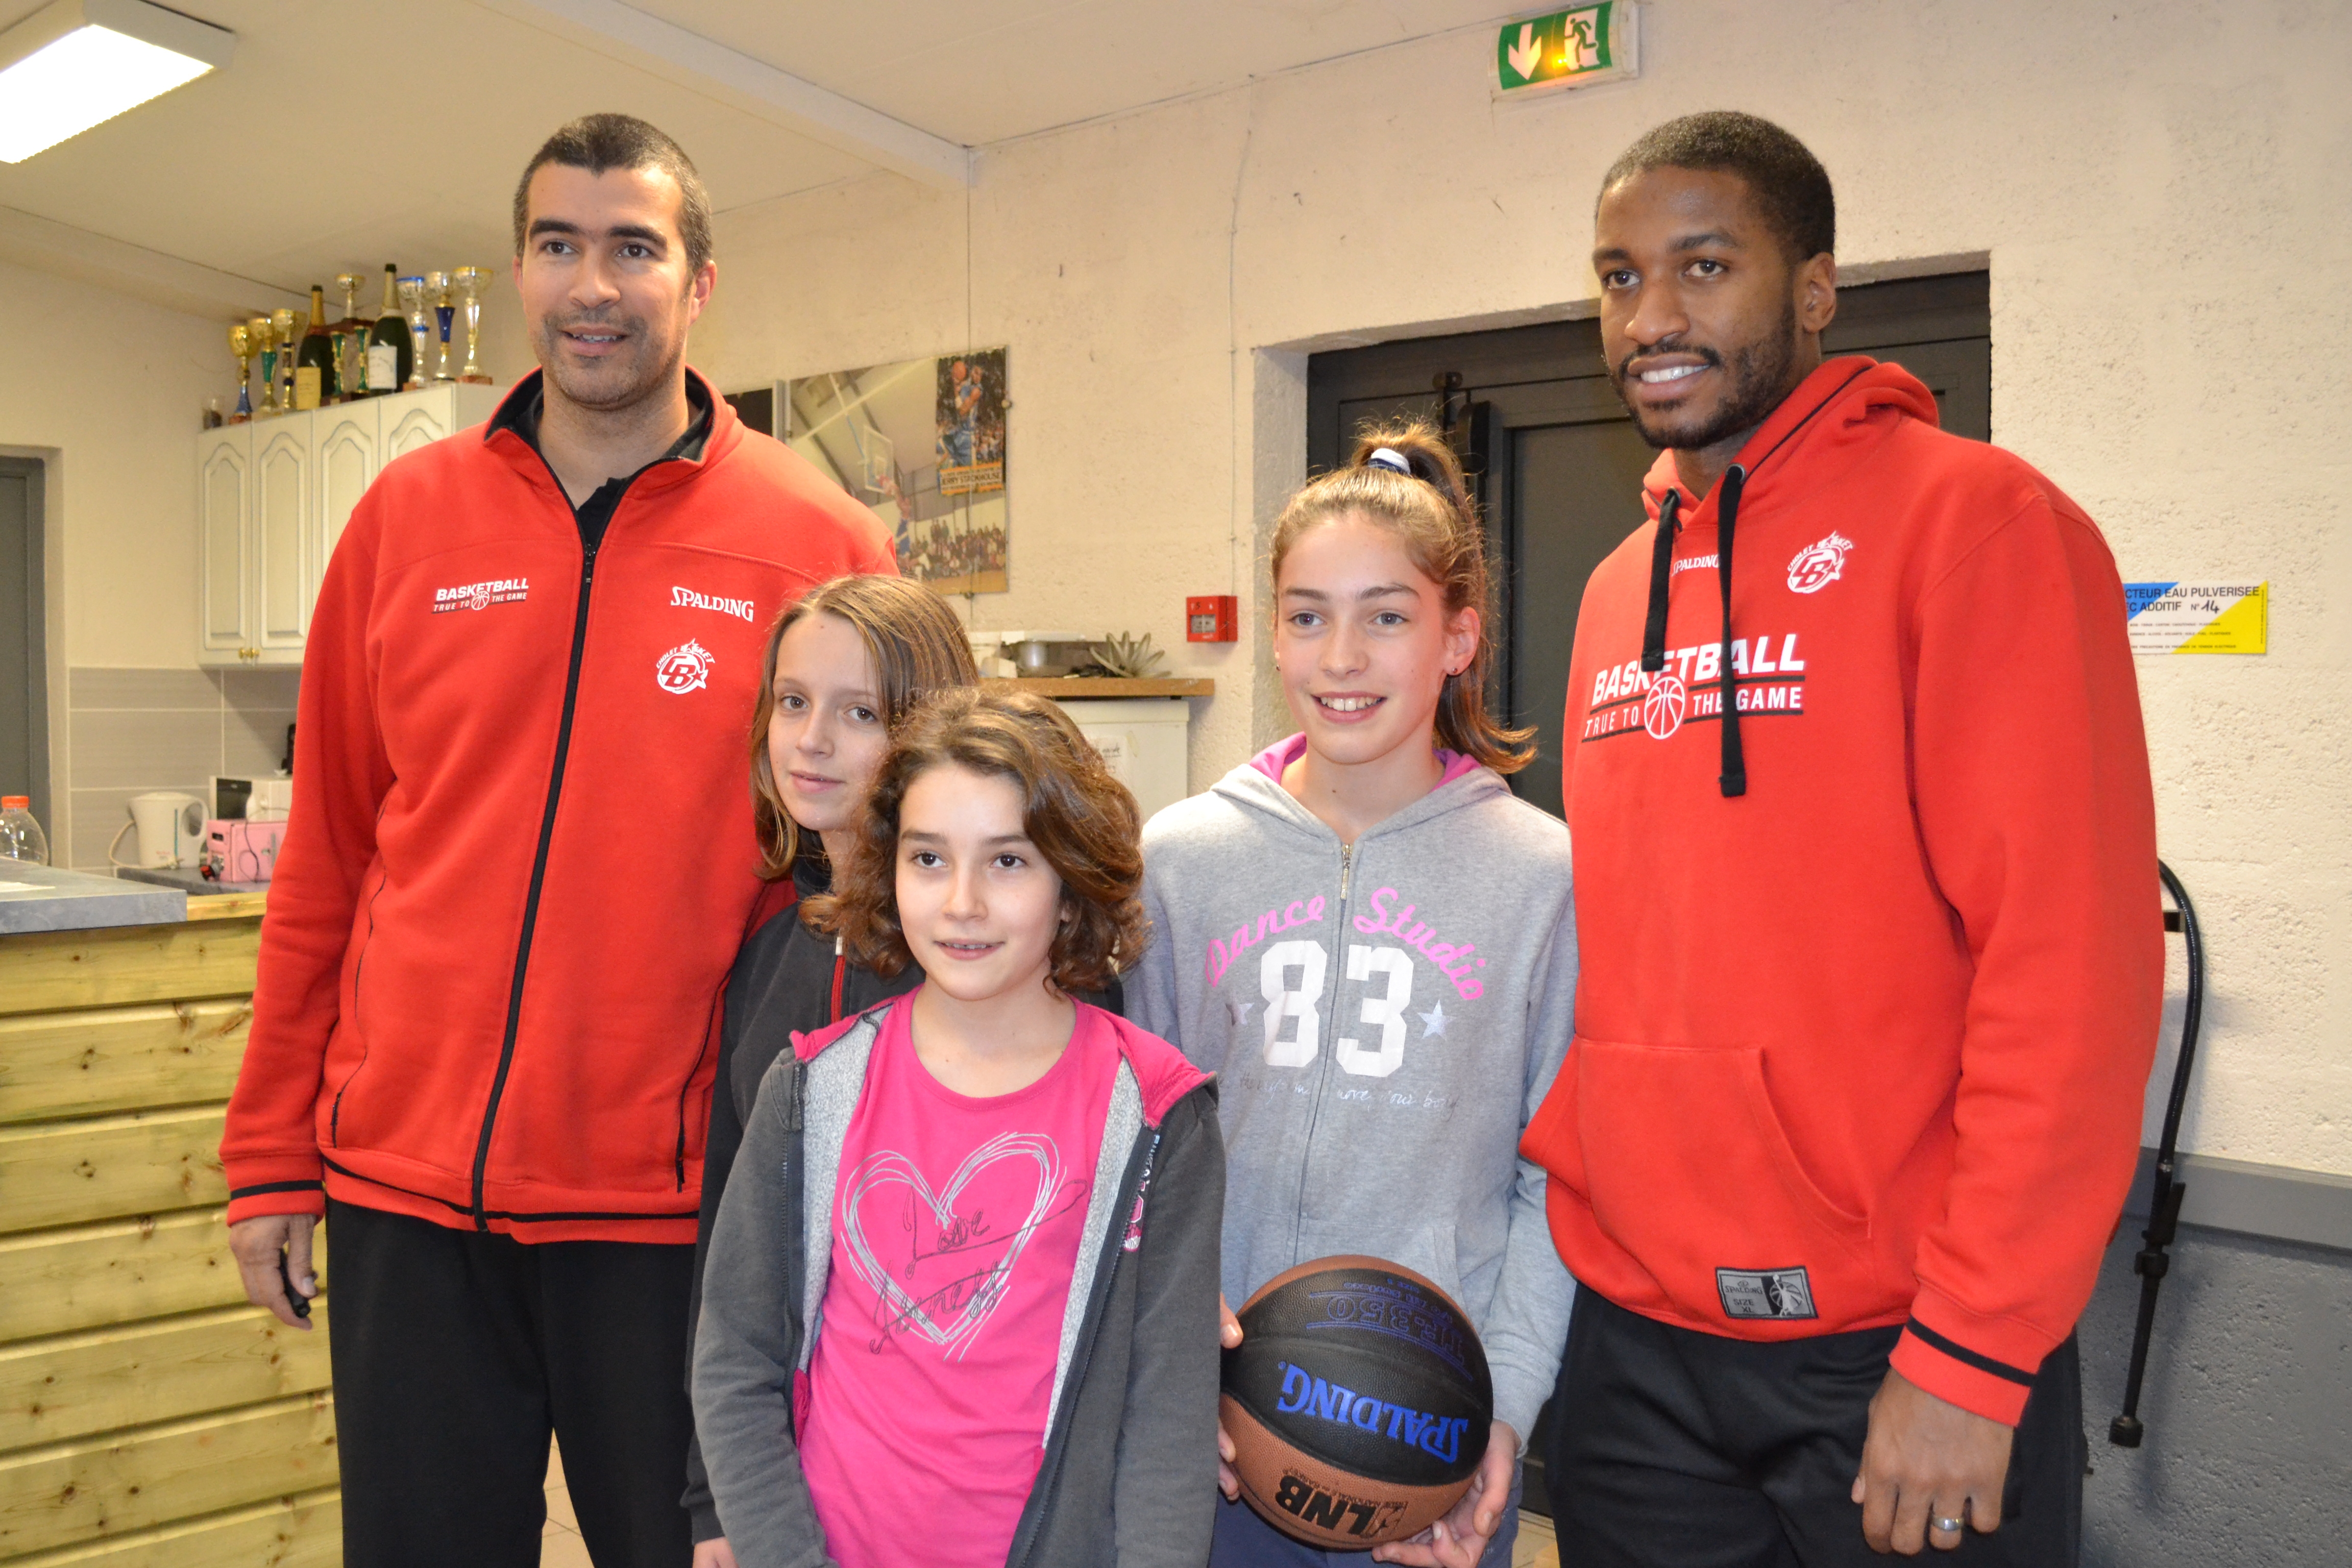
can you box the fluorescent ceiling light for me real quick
[0,0,234,164]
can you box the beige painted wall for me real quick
[0,259,225,670]
[690,0,2352,1175]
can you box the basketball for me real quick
[1219,1256,1494,1549]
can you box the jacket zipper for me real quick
[469,529,600,1230]
[1289,837,1357,1266]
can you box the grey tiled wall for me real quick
[65,668,299,869]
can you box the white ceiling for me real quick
[0,0,1500,316]
[623,0,1502,145]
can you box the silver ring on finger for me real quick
[1932,1514,1966,1535]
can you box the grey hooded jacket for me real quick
[690,997,1226,1568]
[1132,743,1577,1440]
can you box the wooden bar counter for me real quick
[0,894,340,1566]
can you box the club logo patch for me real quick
[1642,672,1687,739]
[654,640,713,695]
[1786,531,1854,594]
[1717,1265,1818,1320]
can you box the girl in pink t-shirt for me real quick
[691,689,1227,1568]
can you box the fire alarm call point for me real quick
[1187,595,1237,643]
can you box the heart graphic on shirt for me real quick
[837,1131,1071,1360]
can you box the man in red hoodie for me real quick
[218,115,892,1567]
[1521,113,2161,1562]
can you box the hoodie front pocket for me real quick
[1575,1037,1876,1326]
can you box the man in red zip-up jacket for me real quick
[219,115,892,1568]
[1520,114,2161,1564]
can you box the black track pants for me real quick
[325,1198,697,1568]
[1542,1289,2083,1567]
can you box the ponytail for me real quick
[1268,421,1534,774]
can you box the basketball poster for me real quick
[782,347,1011,595]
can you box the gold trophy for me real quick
[425,271,455,381]
[452,266,493,384]
[227,322,254,423]
[249,315,279,416]
[397,275,429,390]
[270,308,299,413]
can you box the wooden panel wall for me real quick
[0,914,339,1565]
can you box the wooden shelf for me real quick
[982,677,1214,698]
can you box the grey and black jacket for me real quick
[691,995,1225,1568]
[682,853,1123,1540]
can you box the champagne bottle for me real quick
[295,285,334,409]
[367,264,411,396]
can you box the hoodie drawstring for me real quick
[1716,464,1748,798]
[1641,491,1680,672]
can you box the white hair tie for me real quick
[1366,447,1412,475]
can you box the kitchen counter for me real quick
[0,862,187,934]
[0,887,332,1562]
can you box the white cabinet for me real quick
[197,430,249,659]
[197,383,501,666]
[252,421,310,654]
[383,394,462,461]
[311,400,380,584]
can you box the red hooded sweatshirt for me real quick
[219,372,892,1243]
[1519,357,2162,1424]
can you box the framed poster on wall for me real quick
[782,348,1008,594]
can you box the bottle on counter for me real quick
[295,285,335,408]
[367,263,411,396]
[0,797,48,865]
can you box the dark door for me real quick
[1307,272,1991,819]
[0,458,46,839]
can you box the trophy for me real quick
[333,272,365,397]
[249,315,279,416]
[425,271,456,381]
[452,266,493,384]
[227,322,254,423]
[397,275,429,390]
[270,308,299,412]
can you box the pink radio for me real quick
[205,818,286,885]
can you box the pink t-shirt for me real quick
[798,993,1117,1568]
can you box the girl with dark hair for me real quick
[691,689,1225,1568]
[1131,422,1580,1568]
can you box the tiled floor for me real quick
[534,1448,1559,1568]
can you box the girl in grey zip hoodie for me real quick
[1132,425,1577,1566]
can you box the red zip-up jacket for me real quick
[220,372,894,1243]
[1520,358,2161,1423]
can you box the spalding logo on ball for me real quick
[1220,1256,1494,1549]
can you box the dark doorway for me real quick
[0,456,48,840]
[1307,272,1991,819]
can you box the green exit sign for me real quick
[1495,3,1641,96]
